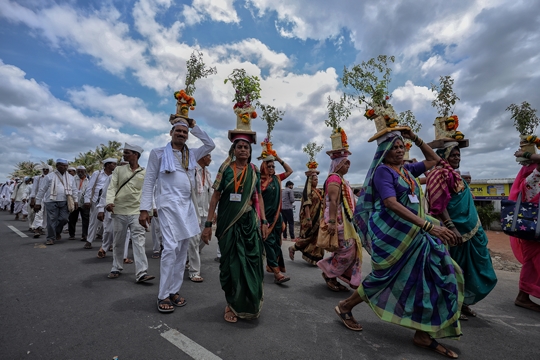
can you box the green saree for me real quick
[216,165,264,319]
[262,175,285,271]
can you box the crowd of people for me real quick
[2,123,540,359]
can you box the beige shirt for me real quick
[106,164,146,215]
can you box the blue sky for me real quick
[1,0,539,184]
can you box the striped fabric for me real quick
[354,135,464,339]
[425,157,464,216]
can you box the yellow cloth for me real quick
[106,164,146,215]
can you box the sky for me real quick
[1,0,539,185]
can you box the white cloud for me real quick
[182,0,239,25]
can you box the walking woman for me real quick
[317,154,362,292]
[201,135,269,323]
[289,170,325,265]
[426,143,497,319]
[337,130,463,359]
[508,150,540,312]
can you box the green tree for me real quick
[9,161,41,179]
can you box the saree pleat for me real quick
[447,182,497,305]
[296,188,324,265]
[262,175,285,270]
[216,166,264,319]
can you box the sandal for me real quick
[97,249,106,258]
[461,305,477,317]
[170,293,187,307]
[151,252,160,259]
[413,338,458,359]
[136,274,155,283]
[322,273,340,292]
[45,239,54,245]
[157,298,175,313]
[108,271,120,279]
[288,246,295,261]
[84,241,92,249]
[123,258,134,264]
[190,275,204,283]
[224,306,238,323]
[459,314,468,321]
[334,306,362,331]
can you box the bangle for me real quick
[328,219,336,224]
[523,152,532,159]
[279,160,284,165]
[412,135,418,142]
[422,221,433,232]
[415,138,424,147]
[262,219,268,225]
[204,221,213,228]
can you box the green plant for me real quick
[9,161,41,179]
[398,110,422,133]
[476,203,499,230]
[224,69,262,107]
[506,101,539,136]
[430,75,460,118]
[303,142,324,162]
[184,51,217,96]
[342,55,396,109]
[259,104,284,140]
[324,95,351,131]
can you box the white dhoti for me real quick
[100,210,114,251]
[159,235,190,300]
[27,203,35,229]
[87,202,100,243]
[187,216,207,277]
[32,200,46,229]
[151,216,162,253]
[13,201,24,215]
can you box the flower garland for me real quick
[260,138,277,159]
[525,134,540,149]
[306,160,319,169]
[332,127,349,149]
[174,90,196,117]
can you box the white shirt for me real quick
[195,164,213,218]
[74,175,89,204]
[30,175,46,199]
[140,125,215,241]
[36,171,78,203]
[97,175,112,212]
[84,170,109,204]
[11,182,27,201]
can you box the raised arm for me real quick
[275,155,293,179]
[191,125,216,161]
[401,129,441,170]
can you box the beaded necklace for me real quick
[388,165,416,194]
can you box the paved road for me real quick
[1,211,539,360]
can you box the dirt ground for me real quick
[289,223,522,273]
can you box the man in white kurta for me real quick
[140,119,215,312]
[30,165,51,237]
[68,166,90,240]
[11,178,27,220]
[35,159,79,245]
[23,177,34,230]
[186,154,214,282]
[83,158,117,249]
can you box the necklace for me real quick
[388,165,416,194]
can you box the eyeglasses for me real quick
[267,165,275,169]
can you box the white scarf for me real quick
[160,142,196,173]
[50,170,72,201]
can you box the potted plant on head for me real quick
[428,75,467,148]
[258,104,285,161]
[341,55,409,142]
[170,50,217,127]
[324,95,351,158]
[303,142,324,176]
[507,101,540,164]
[398,110,422,161]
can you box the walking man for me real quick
[30,165,51,238]
[35,159,78,245]
[140,118,215,312]
[281,180,296,240]
[83,158,117,249]
[106,144,154,283]
[69,166,90,240]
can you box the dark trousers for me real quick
[44,201,69,241]
[68,206,90,238]
[281,208,295,239]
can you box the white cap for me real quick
[124,143,144,154]
[102,158,118,164]
[76,165,86,170]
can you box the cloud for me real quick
[182,0,239,25]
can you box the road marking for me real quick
[512,323,540,327]
[161,328,222,360]
[7,225,28,238]
[482,314,515,318]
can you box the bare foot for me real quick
[288,246,295,261]
[224,306,238,323]
[515,298,540,312]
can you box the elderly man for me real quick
[140,118,214,312]
[106,143,153,283]
[68,166,90,240]
[67,167,77,176]
[35,159,79,245]
[185,153,214,282]
[83,158,117,249]
[30,165,51,238]
[11,178,29,221]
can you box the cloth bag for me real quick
[66,194,75,213]
[316,218,339,252]
[501,193,540,241]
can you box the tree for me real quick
[9,161,41,179]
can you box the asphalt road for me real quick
[1,211,539,360]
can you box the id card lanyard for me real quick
[391,165,419,204]
[231,163,247,202]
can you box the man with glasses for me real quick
[106,144,154,283]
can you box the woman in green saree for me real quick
[202,136,269,323]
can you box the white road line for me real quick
[161,329,222,360]
[7,225,28,238]
[512,323,540,327]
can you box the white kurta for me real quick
[140,125,215,242]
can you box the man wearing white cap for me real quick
[140,118,215,312]
[11,177,28,221]
[106,143,153,283]
[23,177,34,230]
[30,165,51,238]
[35,159,79,245]
[1,180,15,211]
[68,166,90,240]
[83,158,117,249]
[67,167,76,177]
